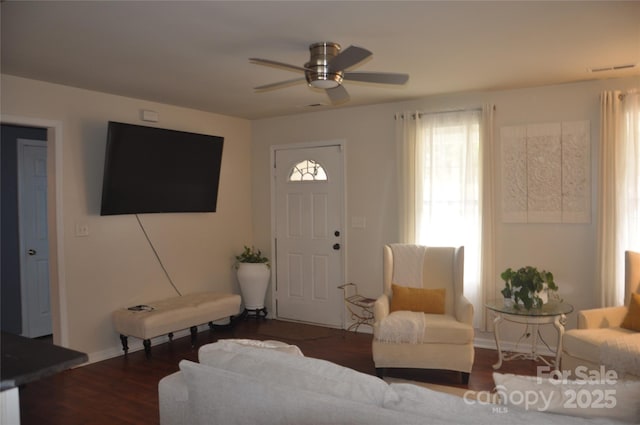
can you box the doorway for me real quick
[1,126,49,337]
[0,117,65,346]
[272,143,345,328]
[18,138,52,337]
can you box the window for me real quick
[288,159,327,182]
[417,116,480,246]
[397,108,486,327]
[417,112,481,304]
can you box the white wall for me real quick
[3,73,637,358]
[1,75,253,360]
[252,76,639,348]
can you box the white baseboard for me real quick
[86,323,220,364]
[85,322,556,365]
[474,336,556,357]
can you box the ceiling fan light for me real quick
[310,79,340,89]
[305,70,343,89]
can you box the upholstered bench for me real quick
[112,292,241,355]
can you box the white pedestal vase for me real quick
[237,263,270,314]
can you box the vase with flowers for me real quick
[235,246,270,313]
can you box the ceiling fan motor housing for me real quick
[305,42,344,89]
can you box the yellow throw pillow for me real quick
[621,292,640,332]
[390,284,446,314]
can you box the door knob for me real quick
[333,243,340,250]
[28,249,37,256]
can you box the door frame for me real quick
[270,139,347,327]
[17,138,51,337]
[1,114,67,346]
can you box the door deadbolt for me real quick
[28,249,37,256]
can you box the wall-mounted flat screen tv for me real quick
[100,121,224,215]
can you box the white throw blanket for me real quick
[600,333,640,378]
[389,244,426,288]
[377,311,426,344]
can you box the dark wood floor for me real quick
[19,319,547,425]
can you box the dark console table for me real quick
[1,332,88,424]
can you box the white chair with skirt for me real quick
[372,244,475,383]
[561,250,640,379]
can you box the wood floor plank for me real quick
[18,319,547,425]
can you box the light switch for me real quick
[351,216,366,228]
[75,223,89,237]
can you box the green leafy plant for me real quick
[234,245,270,269]
[500,266,558,309]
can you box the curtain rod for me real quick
[395,105,493,120]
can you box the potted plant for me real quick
[500,266,558,309]
[234,246,270,311]
[500,280,514,308]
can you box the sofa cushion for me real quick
[390,284,446,314]
[564,328,637,362]
[200,338,304,356]
[158,371,189,425]
[382,382,604,425]
[422,313,474,344]
[600,334,640,378]
[621,293,640,332]
[198,340,389,406]
[179,360,424,425]
[376,312,473,345]
[493,372,640,423]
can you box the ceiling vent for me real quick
[588,63,637,73]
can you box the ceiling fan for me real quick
[250,42,409,104]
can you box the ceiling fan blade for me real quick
[343,72,409,85]
[254,77,306,91]
[328,45,372,71]
[325,85,350,104]
[249,58,309,73]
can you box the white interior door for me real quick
[274,144,344,327]
[18,139,52,338]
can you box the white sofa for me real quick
[158,339,635,425]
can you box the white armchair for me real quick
[372,244,474,383]
[561,250,640,378]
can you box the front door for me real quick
[18,139,52,338]
[274,144,344,327]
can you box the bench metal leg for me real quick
[208,314,240,331]
[120,335,129,353]
[190,326,198,346]
[143,339,151,356]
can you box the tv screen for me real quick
[100,121,224,215]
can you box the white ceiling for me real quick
[2,1,639,120]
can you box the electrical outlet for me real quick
[351,216,366,228]
[75,223,89,237]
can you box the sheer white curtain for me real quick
[479,105,496,331]
[395,106,495,329]
[598,91,640,306]
[395,112,420,243]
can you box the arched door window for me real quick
[288,159,327,182]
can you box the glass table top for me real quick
[485,300,574,316]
